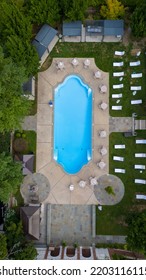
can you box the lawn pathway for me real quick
[21,114,37,132]
[109,117,132,133]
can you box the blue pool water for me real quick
[53,75,92,174]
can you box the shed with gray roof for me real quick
[62,21,83,42]
[32,24,58,65]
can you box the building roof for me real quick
[85,20,124,36]
[32,24,58,58]
[63,21,82,36]
[23,77,34,93]
[104,20,124,36]
[20,206,40,240]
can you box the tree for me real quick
[100,0,125,19]
[0,153,23,203]
[131,0,146,37]
[66,0,88,21]
[0,234,7,260]
[14,242,37,260]
[126,210,146,255]
[0,47,31,133]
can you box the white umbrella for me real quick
[99,130,107,138]
[100,147,107,156]
[98,161,106,169]
[100,102,108,110]
[90,177,98,186]
[99,85,107,93]
[84,59,90,67]
[56,61,65,70]
[71,58,79,67]
[79,180,86,188]
[94,71,101,79]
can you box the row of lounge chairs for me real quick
[113,145,126,174]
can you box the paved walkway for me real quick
[94,235,126,244]
[21,114,37,132]
[109,117,132,133]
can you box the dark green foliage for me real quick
[0,133,10,153]
[0,234,7,260]
[14,243,37,260]
[126,210,146,255]
[131,0,146,37]
[0,152,23,203]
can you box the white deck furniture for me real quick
[113,84,123,89]
[130,86,141,91]
[112,93,123,98]
[135,153,146,158]
[129,61,141,66]
[114,144,125,149]
[131,73,142,78]
[136,194,146,200]
[135,179,146,184]
[136,140,146,144]
[131,99,142,104]
[113,62,124,67]
[115,51,125,56]
[134,165,146,170]
[113,156,124,161]
[113,72,124,77]
[115,168,126,173]
[112,106,122,110]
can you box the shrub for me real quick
[105,186,115,196]
[15,132,21,138]
[21,133,26,139]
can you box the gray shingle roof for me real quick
[104,20,124,36]
[35,24,58,47]
[63,21,82,36]
[32,40,47,59]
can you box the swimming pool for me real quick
[53,75,92,174]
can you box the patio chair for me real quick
[112,93,123,98]
[136,139,146,144]
[135,179,146,184]
[113,156,124,161]
[135,153,146,158]
[130,86,142,91]
[112,106,122,110]
[115,51,125,56]
[131,99,142,105]
[136,194,146,200]
[134,165,146,170]
[113,84,123,89]
[113,72,124,77]
[129,61,141,66]
[114,144,125,149]
[114,168,126,173]
[131,73,142,78]
[113,62,124,67]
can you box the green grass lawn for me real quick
[96,131,146,235]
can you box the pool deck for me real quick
[37,58,109,205]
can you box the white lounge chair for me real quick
[129,61,141,66]
[114,144,125,149]
[136,139,146,144]
[113,72,124,77]
[113,84,123,89]
[131,73,142,78]
[130,86,141,91]
[113,156,124,161]
[113,62,124,67]
[112,93,123,98]
[115,168,126,173]
[135,153,146,158]
[131,99,142,104]
[112,106,122,110]
[135,179,146,184]
[136,194,146,200]
[115,51,125,56]
[134,165,146,170]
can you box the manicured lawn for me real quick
[96,131,146,235]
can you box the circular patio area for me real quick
[94,174,125,205]
[21,173,50,204]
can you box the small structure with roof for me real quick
[23,77,35,100]
[32,24,58,65]
[20,205,41,240]
[62,21,82,42]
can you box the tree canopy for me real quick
[0,234,7,260]
[126,210,146,255]
[0,152,23,203]
[100,0,126,19]
[131,0,146,37]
